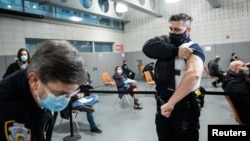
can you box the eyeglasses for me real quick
[43,84,80,98]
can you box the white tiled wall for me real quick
[124,0,250,51]
[0,17,124,55]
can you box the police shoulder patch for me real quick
[4,120,31,141]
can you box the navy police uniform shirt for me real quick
[0,69,55,141]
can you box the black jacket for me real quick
[207,60,220,75]
[2,62,20,78]
[222,70,250,124]
[143,63,154,73]
[121,64,134,76]
[0,69,56,141]
[142,36,205,89]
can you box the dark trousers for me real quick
[212,72,225,84]
[128,72,135,79]
[155,89,200,141]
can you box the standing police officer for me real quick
[0,40,86,141]
[142,13,205,141]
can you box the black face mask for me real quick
[169,30,188,47]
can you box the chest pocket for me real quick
[154,59,175,86]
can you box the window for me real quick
[69,41,93,53]
[26,38,113,53]
[0,0,22,11]
[95,42,113,52]
[2,0,124,30]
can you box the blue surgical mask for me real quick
[20,55,28,62]
[37,93,70,112]
[37,86,80,112]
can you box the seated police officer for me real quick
[0,40,86,141]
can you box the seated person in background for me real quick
[230,52,239,62]
[71,68,102,133]
[143,62,155,80]
[61,67,102,133]
[207,55,225,87]
[113,66,143,110]
[2,48,31,78]
[71,89,102,133]
[222,60,250,124]
[121,60,136,79]
[84,65,93,86]
[82,65,94,97]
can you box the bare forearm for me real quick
[167,55,203,106]
[167,70,200,106]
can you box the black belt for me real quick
[155,88,203,105]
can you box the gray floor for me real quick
[52,79,237,141]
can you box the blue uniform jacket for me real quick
[0,69,56,141]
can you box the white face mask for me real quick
[20,55,28,62]
[117,70,122,74]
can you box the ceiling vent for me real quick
[207,0,221,8]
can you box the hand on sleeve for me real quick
[178,47,193,59]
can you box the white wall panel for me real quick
[124,0,250,51]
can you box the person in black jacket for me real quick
[142,13,205,141]
[230,52,239,62]
[222,60,250,124]
[143,62,155,80]
[121,60,136,79]
[0,40,86,141]
[2,48,31,78]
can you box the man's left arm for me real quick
[161,54,204,117]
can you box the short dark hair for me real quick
[27,40,86,85]
[169,13,192,27]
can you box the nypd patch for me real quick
[4,120,31,141]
